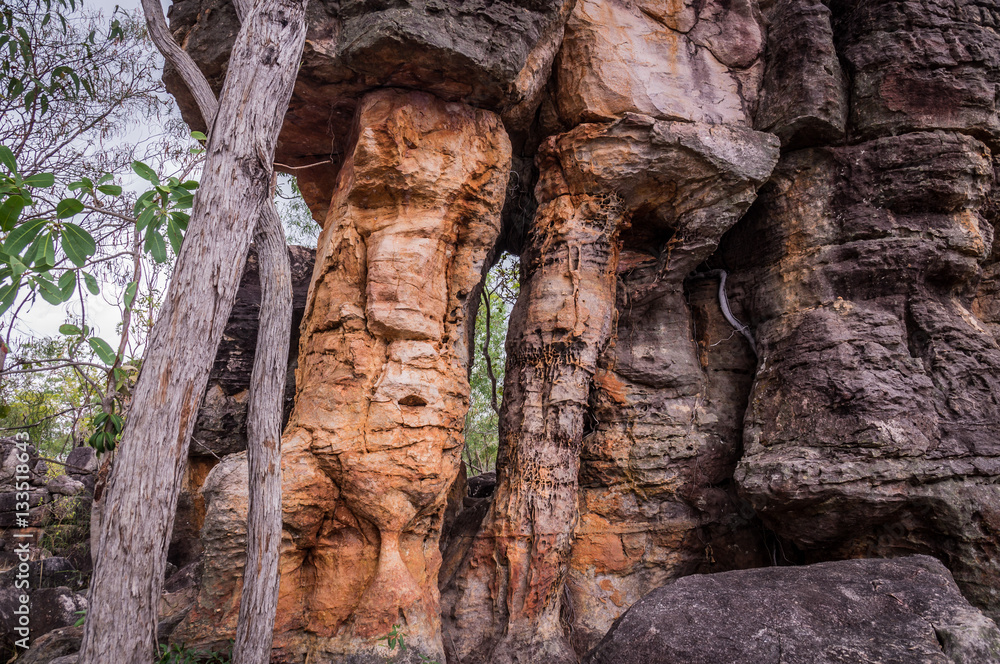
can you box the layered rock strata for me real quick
[440,0,780,657]
[719,0,1000,624]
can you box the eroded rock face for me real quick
[275,89,508,663]
[555,0,763,127]
[722,131,1000,620]
[440,10,779,657]
[166,0,571,225]
[585,556,1000,664]
[715,0,1000,623]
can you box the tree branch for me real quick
[138,0,219,126]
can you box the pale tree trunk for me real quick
[78,0,306,661]
[233,201,292,664]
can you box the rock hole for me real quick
[399,395,428,407]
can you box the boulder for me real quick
[0,587,87,652]
[45,476,84,497]
[14,625,82,664]
[585,556,1000,664]
[0,558,83,592]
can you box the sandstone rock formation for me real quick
[586,556,1000,664]
[157,0,1000,660]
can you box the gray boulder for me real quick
[0,587,87,654]
[45,476,85,497]
[14,625,82,664]
[585,556,1000,664]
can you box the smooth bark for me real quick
[78,0,306,660]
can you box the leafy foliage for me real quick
[157,643,232,664]
[465,254,518,474]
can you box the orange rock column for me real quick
[273,89,511,663]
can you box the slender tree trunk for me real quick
[78,1,307,661]
[233,201,292,664]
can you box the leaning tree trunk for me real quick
[78,0,307,661]
[233,202,292,664]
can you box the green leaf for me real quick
[97,173,113,185]
[61,222,96,267]
[88,336,117,365]
[131,160,159,185]
[8,255,25,279]
[57,270,75,299]
[0,195,25,231]
[169,211,189,229]
[190,131,207,141]
[180,180,199,191]
[170,191,194,209]
[22,172,54,188]
[0,277,20,317]
[36,274,65,304]
[135,205,156,232]
[145,227,167,263]
[56,197,84,218]
[124,280,137,308]
[108,413,124,432]
[22,232,45,266]
[59,323,82,336]
[0,145,16,174]
[96,184,121,196]
[40,232,55,267]
[82,270,98,295]
[4,217,46,255]
[166,218,184,255]
[133,190,155,215]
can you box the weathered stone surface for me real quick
[755,0,847,148]
[175,89,510,663]
[833,0,1000,148]
[157,0,1000,657]
[559,263,770,656]
[721,130,1000,619]
[165,0,572,177]
[442,107,777,664]
[537,115,779,273]
[170,453,248,651]
[0,558,84,592]
[45,477,84,497]
[15,625,82,664]
[554,0,763,128]
[0,587,87,653]
[585,556,1000,664]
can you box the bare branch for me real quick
[138,0,219,126]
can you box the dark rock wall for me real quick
[719,0,1000,624]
